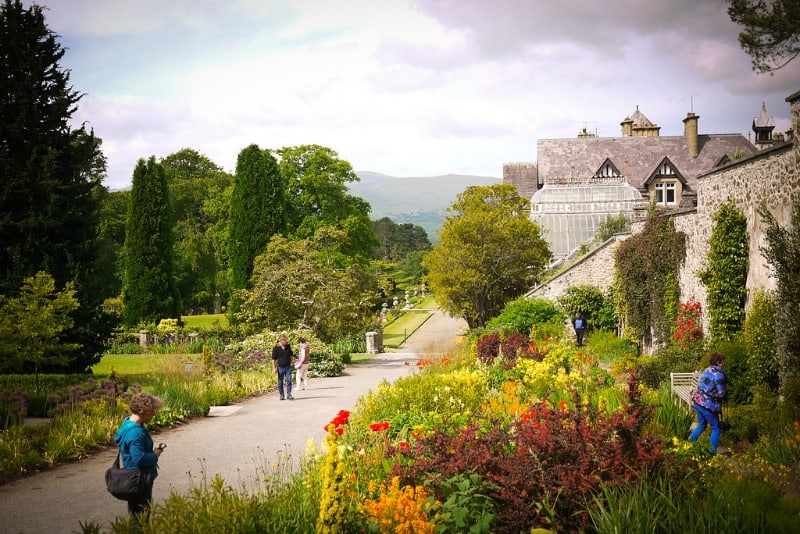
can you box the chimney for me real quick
[683,112,699,157]
[620,116,633,136]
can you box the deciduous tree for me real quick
[237,227,382,341]
[0,272,79,390]
[422,184,550,328]
[277,144,376,260]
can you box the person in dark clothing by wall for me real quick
[572,312,587,347]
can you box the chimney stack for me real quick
[683,112,699,157]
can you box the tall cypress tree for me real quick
[0,0,111,371]
[123,157,181,326]
[228,144,286,317]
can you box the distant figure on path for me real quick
[114,392,166,523]
[572,312,587,347]
[295,337,310,390]
[272,334,295,400]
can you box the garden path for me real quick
[0,310,467,534]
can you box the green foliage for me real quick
[707,338,751,405]
[698,201,748,341]
[595,213,631,242]
[228,144,286,316]
[557,285,618,332]
[278,144,377,260]
[0,272,80,383]
[486,296,563,335]
[0,0,113,369]
[422,184,550,328]
[584,330,639,365]
[372,217,432,261]
[123,156,181,326]
[759,200,800,406]
[161,148,232,315]
[636,343,702,389]
[589,470,800,534]
[647,382,695,439]
[744,288,779,391]
[616,212,686,347]
[237,228,380,341]
[727,0,800,73]
[428,472,496,534]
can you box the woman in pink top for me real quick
[295,337,310,390]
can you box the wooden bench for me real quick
[670,371,701,407]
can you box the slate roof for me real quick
[537,133,757,191]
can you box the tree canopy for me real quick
[277,144,376,260]
[422,184,550,328]
[236,227,383,341]
[728,0,800,72]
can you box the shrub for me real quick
[558,284,618,332]
[486,296,563,335]
[391,398,668,533]
[743,288,779,392]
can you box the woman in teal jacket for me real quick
[114,392,165,521]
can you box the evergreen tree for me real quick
[0,0,112,371]
[228,144,286,317]
[123,157,181,325]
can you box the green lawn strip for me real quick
[182,313,228,329]
[92,353,197,377]
[382,310,433,349]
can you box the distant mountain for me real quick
[349,171,501,241]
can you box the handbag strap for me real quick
[112,449,122,469]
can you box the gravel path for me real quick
[0,310,467,534]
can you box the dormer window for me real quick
[593,158,622,179]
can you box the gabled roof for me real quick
[642,157,688,188]
[593,157,622,179]
[537,133,757,190]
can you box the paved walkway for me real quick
[0,310,468,534]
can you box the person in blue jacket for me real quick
[114,392,165,521]
[688,352,727,454]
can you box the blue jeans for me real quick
[277,366,293,398]
[688,401,721,453]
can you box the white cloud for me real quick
[24,0,797,190]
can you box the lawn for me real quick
[182,313,228,329]
[92,353,197,378]
[382,309,433,348]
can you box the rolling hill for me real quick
[349,171,501,241]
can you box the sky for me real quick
[27,0,800,190]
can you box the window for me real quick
[654,181,677,206]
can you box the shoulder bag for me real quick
[105,449,152,501]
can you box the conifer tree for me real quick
[0,0,111,371]
[123,157,181,325]
[228,144,286,317]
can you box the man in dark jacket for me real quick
[272,334,294,400]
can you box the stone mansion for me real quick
[505,89,800,341]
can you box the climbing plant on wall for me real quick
[698,200,749,341]
[615,212,686,349]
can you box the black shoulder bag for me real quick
[105,449,152,501]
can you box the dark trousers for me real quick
[277,366,293,398]
[575,328,586,346]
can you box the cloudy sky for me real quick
[29,0,800,190]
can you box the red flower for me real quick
[397,440,410,451]
[369,421,390,432]
[559,400,568,411]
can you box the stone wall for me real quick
[528,234,629,301]
[503,162,538,201]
